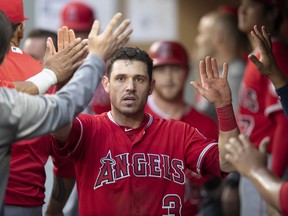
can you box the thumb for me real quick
[44,39,53,59]
[190,81,200,90]
[259,136,270,155]
[248,54,262,70]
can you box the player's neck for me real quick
[110,109,145,129]
[151,94,186,120]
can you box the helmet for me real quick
[61,2,95,31]
[148,41,189,68]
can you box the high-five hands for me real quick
[191,56,232,108]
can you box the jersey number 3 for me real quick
[162,194,182,216]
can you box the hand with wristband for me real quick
[191,56,239,173]
[27,26,88,94]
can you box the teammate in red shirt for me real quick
[51,47,240,216]
[0,1,74,214]
[145,41,219,215]
[237,0,288,215]
[230,24,288,216]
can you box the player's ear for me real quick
[148,79,155,95]
[102,76,110,94]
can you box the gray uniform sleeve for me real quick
[0,53,105,145]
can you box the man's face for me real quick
[152,65,187,101]
[238,0,267,33]
[102,60,153,117]
[23,37,46,61]
[194,15,217,61]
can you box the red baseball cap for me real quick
[61,2,95,31]
[0,0,28,23]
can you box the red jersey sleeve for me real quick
[51,114,92,160]
[51,152,76,178]
[280,182,288,216]
[0,80,15,88]
[184,127,223,177]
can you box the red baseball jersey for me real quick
[145,98,219,215]
[5,135,75,206]
[145,98,218,140]
[52,112,223,216]
[0,46,74,206]
[280,182,288,215]
[0,80,14,88]
[238,39,288,176]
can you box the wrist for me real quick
[26,69,57,94]
[216,104,237,131]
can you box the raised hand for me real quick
[88,13,132,61]
[191,56,232,108]
[249,25,287,88]
[42,26,88,84]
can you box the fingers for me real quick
[258,136,270,155]
[205,56,214,79]
[113,19,132,38]
[261,26,272,50]
[57,28,64,51]
[115,26,133,48]
[238,134,253,149]
[47,37,56,55]
[88,20,100,39]
[58,26,75,51]
[104,13,123,34]
[44,39,53,57]
[68,29,76,42]
[61,38,84,56]
[62,26,70,50]
[225,137,243,155]
[198,60,207,86]
[222,63,228,79]
[69,43,88,65]
[251,25,271,55]
[248,54,262,69]
[211,58,219,78]
[190,81,203,94]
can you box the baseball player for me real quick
[224,26,288,215]
[0,11,131,215]
[51,46,239,216]
[146,40,219,215]
[237,0,288,215]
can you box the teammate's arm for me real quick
[45,176,75,216]
[248,25,288,117]
[191,56,239,173]
[225,134,283,213]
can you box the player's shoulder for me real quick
[77,112,108,120]
[185,106,216,123]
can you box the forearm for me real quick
[248,167,282,212]
[268,66,288,89]
[45,175,76,216]
[216,104,239,172]
[219,128,239,172]
[13,81,39,95]
[8,54,104,142]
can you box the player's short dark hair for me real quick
[0,10,12,64]
[27,28,58,49]
[106,47,153,82]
